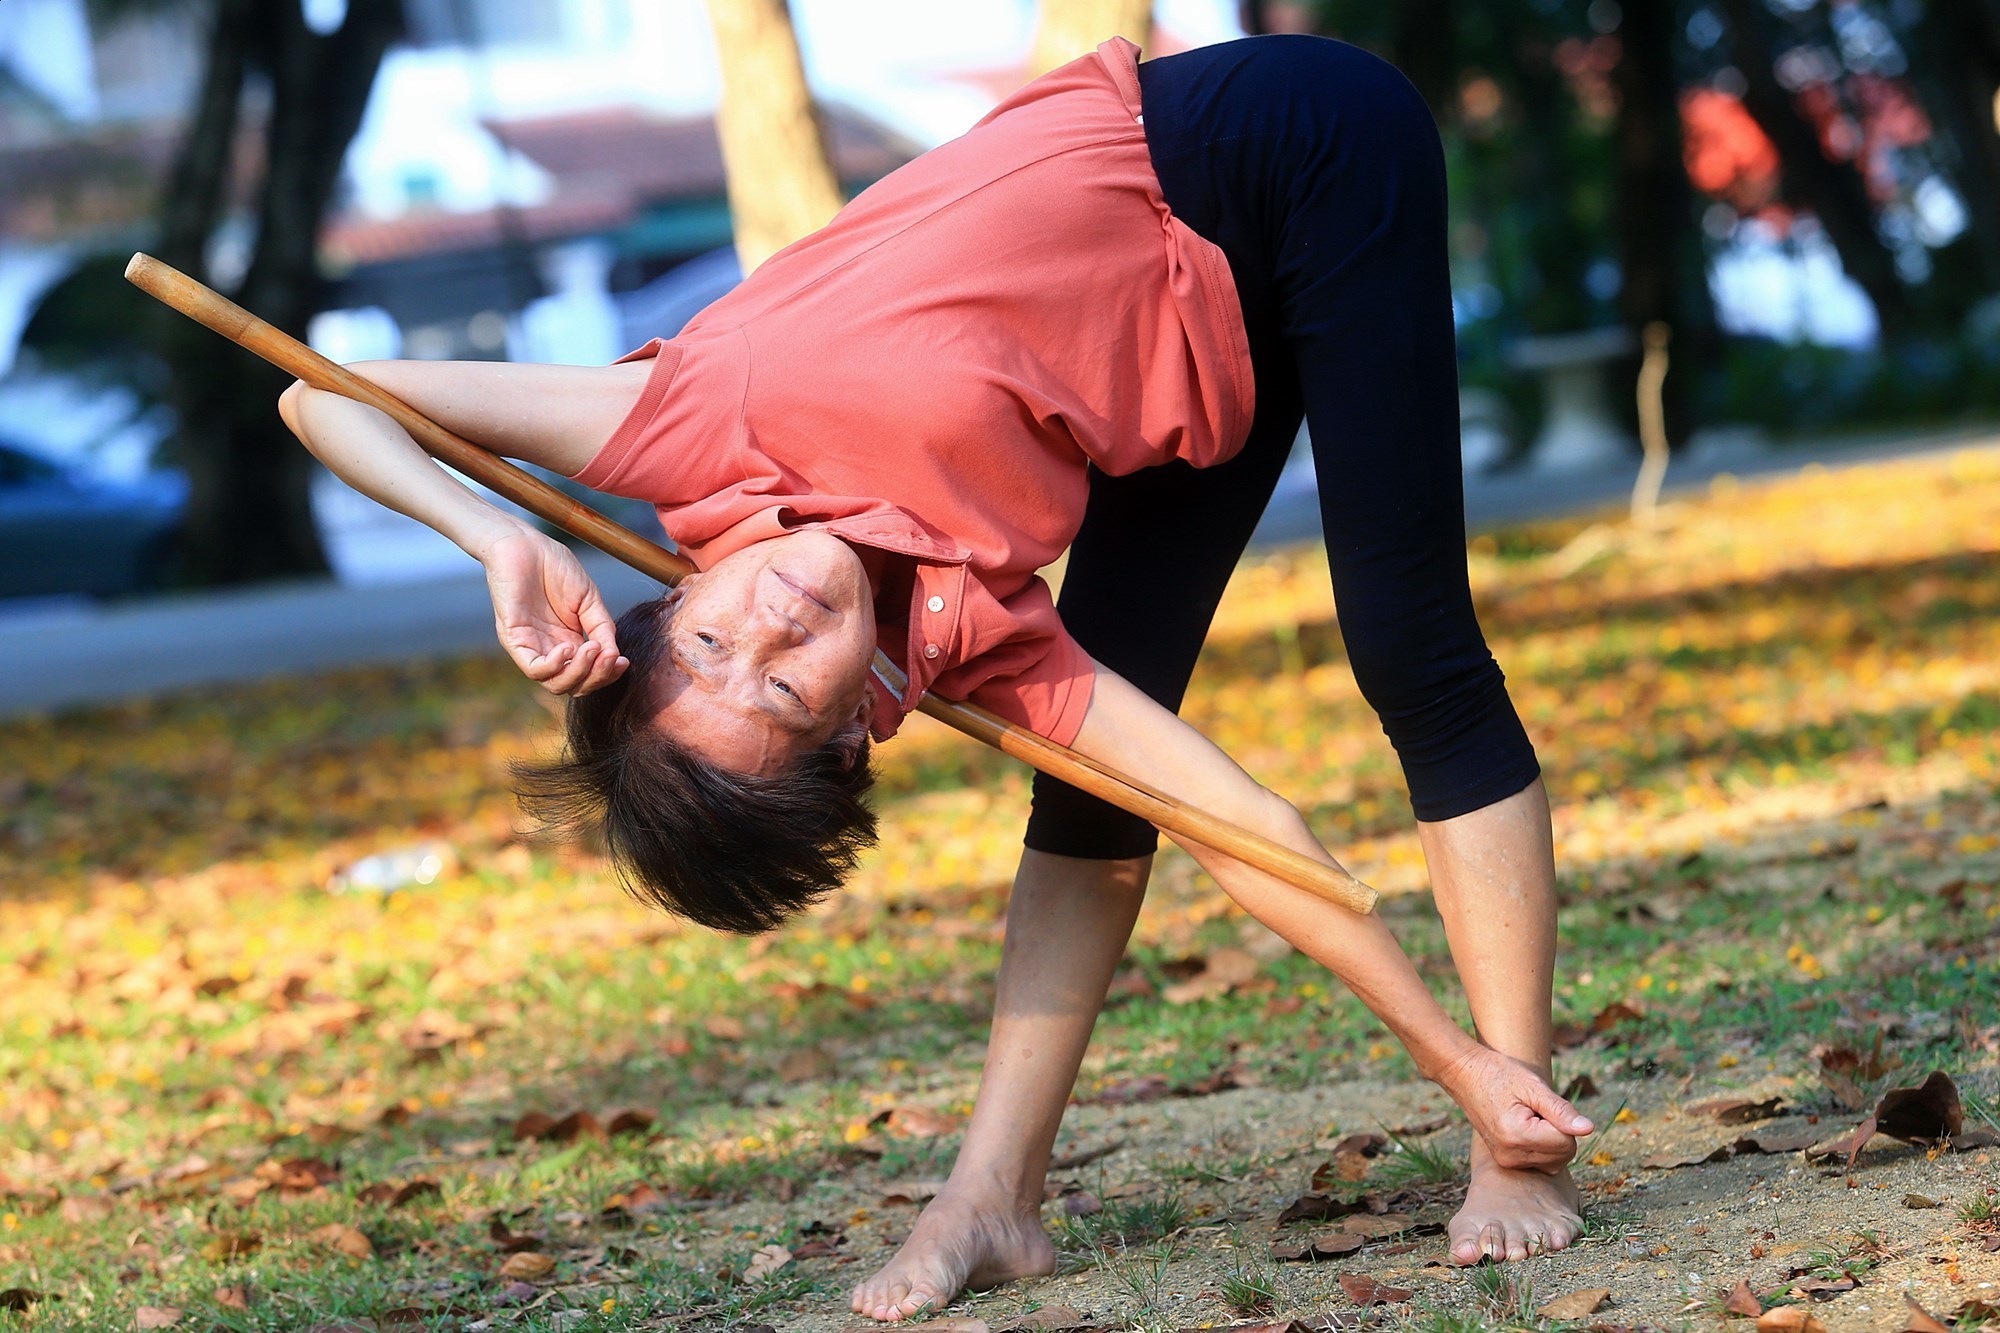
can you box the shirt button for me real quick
[923,644,940,660]
[926,595,945,613]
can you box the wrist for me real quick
[462,513,536,564]
[1414,1027,1483,1090]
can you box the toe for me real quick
[1480,1222,1506,1262]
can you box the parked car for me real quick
[0,439,188,598]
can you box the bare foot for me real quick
[850,1187,1056,1321]
[1448,1137,1584,1264]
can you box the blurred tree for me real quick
[30,0,401,586]
[1029,0,1153,78]
[1711,0,1913,335]
[155,0,403,585]
[1614,0,1715,431]
[1903,0,2000,300]
[702,0,843,274]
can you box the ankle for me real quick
[941,1162,1046,1214]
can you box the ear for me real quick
[830,717,871,774]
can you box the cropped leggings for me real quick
[1023,35,1541,859]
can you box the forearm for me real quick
[1070,669,1479,1082]
[280,382,527,560]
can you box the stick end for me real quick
[124,252,154,284]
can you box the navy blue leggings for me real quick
[1023,35,1540,859]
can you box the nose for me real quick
[754,603,809,647]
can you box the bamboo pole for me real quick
[126,252,1378,915]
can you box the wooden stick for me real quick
[126,252,1378,915]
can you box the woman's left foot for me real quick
[1448,1138,1583,1264]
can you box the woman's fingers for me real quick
[1527,1087,1593,1137]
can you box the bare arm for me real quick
[279,381,626,696]
[1069,667,1592,1167]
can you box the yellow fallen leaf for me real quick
[498,1251,555,1281]
[309,1223,373,1260]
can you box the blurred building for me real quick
[0,0,922,390]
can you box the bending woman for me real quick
[279,34,1591,1312]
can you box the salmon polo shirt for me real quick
[573,38,1254,746]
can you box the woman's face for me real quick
[648,530,878,775]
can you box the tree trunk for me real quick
[168,0,403,586]
[1906,0,2000,304]
[1029,0,1153,79]
[1613,0,1714,434]
[702,0,844,275]
[1712,0,1912,338]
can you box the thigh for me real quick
[1025,394,1301,859]
[347,358,655,478]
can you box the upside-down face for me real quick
[646,529,878,775]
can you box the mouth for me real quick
[775,571,834,614]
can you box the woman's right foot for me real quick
[850,1186,1056,1321]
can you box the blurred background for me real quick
[0,0,1996,609]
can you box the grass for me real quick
[1375,1126,1464,1187]
[4,445,2000,1329]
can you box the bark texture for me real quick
[703,0,844,274]
[1028,0,1153,79]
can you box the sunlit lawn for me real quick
[2,445,1998,1330]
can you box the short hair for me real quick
[513,595,878,933]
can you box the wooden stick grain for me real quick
[126,252,1378,915]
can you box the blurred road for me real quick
[1,424,1991,718]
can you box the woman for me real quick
[280,34,1591,1316]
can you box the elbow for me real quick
[1239,784,1316,852]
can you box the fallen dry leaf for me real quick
[213,1285,252,1311]
[1338,1212,1415,1238]
[488,1217,544,1253]
[1688,1096,1785,1124]
[1561,1072,1601,1100]
[1756,1307,1828,1333]
[1162,946,1260,1004]
[1537,1287,1612,1319]
[311,1224,375,1260]
[702,1013,748,1041]
[882,1105,961,1139]
[1275,1192,1370,1226]
[1338,1273,1412,1306]
[200,1231,261,1262]
[60,1193,113,1223]
[1899,1296,1951,1333]
[1724,1279,1763,1317]
[1271,1230,1365,1262]
[743,1243,792,1282]
[1903,1193,1941,1209]
[355,1178,439,1208]
[497,1250,554,1281]
[1875,1071,1963,1144]
[134,1307,184,1329]
[1731,1130,1821,1155]
[1641,1144,1734,1169]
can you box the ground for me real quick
[1,443,1998,1333]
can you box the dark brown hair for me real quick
[513,596,878,933]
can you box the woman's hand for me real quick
[1434,1044,1594,1172]
[478,526,628,696]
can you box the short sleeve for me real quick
[932,577,1097,746]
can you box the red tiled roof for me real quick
[482,104,919,203]
[320,186,634,268]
